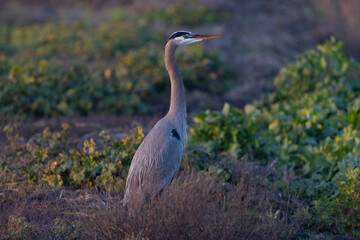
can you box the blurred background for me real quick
[1,0,360,134]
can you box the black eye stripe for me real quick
[168,31,191,40]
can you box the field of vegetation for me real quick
[1,0,360,239]
[0,4,230,117]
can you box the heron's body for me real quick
[123,31,218,207]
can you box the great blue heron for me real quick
[122,31,219,207]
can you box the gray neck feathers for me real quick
[164,41,187,144]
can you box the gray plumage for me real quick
[122,31,219,207]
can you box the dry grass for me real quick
[82,170,303,240]
[0,167,304,239]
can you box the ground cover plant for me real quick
[1,124,144,192]
[191,38,360,236]
[0,4,231,117]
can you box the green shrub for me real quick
[0,6,232,118]
[0,215,39,239]
[42,127,144,191]
[190,103,259,158]
[319,153,360,235]
[1,124,144,192]
[53,218,83,239]
[191,38,360,235]
[1,123,71,187]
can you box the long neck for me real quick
[165,41,187,143]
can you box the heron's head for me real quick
[167,31,219,47]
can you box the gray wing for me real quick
[123,118,183,206]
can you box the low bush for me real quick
[191,38,360,236]
[190,103,259,158]
[0,4,231,118]
[0,124,144,192]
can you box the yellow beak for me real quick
[190,34,220,40]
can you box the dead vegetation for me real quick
[0,168,305,239]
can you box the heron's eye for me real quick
[183,34,189,39]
